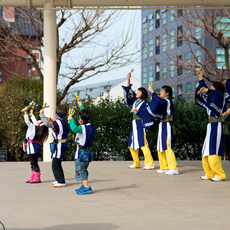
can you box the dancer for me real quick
[68,102,95,195]
[122,72,155,170]
[23,106,49,183]
[40,105,69,187]
[148,85,179,175]
[195,70,226,181]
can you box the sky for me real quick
[57,10,141,90]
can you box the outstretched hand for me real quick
[148,86,154,93]
[67,115,72,120]
[78,102,82,108]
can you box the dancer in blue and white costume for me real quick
[148,85,179,175]
[196,70,227,181]
[122,72,155,170]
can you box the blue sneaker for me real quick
[76,186,93,195]
[75,185,84,193]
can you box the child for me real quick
[195,70,226,181]
[23,106,49,183]
[122,72,155,170]
[68,102,95,195]
[148,85,179,175]
[40,105,69,187]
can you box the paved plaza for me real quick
[0,160,230,230]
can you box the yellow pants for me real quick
[157,136,177,170]
[202,155,226,180]
[128,137,154,167]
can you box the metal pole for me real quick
[43,1,56,162]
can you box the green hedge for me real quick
[1,77,230,161]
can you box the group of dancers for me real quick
[123,70,230,181]
[22,68,229,196]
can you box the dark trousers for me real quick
[52,158,65,184]
[30,153,40,172]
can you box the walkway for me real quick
[0,161,229,230]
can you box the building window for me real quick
[185,82,192,102]
[162,10,167,25]
[177,26,183,47]
[143,66,147,84]
[156,10,160,29]
[177,84,183,99]
[170,7,175,22]
[142,17,148,35]
[170,29,175,50]
[216,16,230,38]
[155,63,160,81]
[170,61,174,78]
[155,36,160,55]
[148,13,154,32]
[172,87,175,98]
[186,52,191,63]
[177,55,183,76]
[162,63,167,79]
[194,81,199,90]
[185,52,192,73]
[177,9,183,17]
[149,39,154,57]
[143,44,148,60]
[149,64,154,82]
[194,49,201,65]
[195,27,202,40]
[162,34,167,52]
[216,48,230,69]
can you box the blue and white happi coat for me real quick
[51,118,69,159]
[74,122,95,160]
[148,92,174,152]
[122,84,154,150]
[195,79,226,157]
[24,115,41,154]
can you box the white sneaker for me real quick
[52,181,58,185]
[165,169,179,175]
[157,169,169,173]
[200,175,209,180]
[53,183,66,187]
[142,166,155,170]
[211,176,224,182]
[128,165,140,169]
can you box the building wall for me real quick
[141,7,221,101]
[0,7,42,84]
[94,77,140,104]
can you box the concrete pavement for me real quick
[0,160,230,230]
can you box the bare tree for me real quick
[144,8,230,84]
[0,7,140,104]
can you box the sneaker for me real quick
[157,169,169,173]
[128,165,140,169]
[53,183,66,188]
[200,175,209,180]
[165,169,179,175]
[75,185,84,193]
[52,181,58,185]
[76,186,93,195]
[142,166,155,170]
[211,176,224,182]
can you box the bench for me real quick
[0,148,7,162]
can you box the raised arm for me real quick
[127,72,131,87]
[39,109,54,128]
